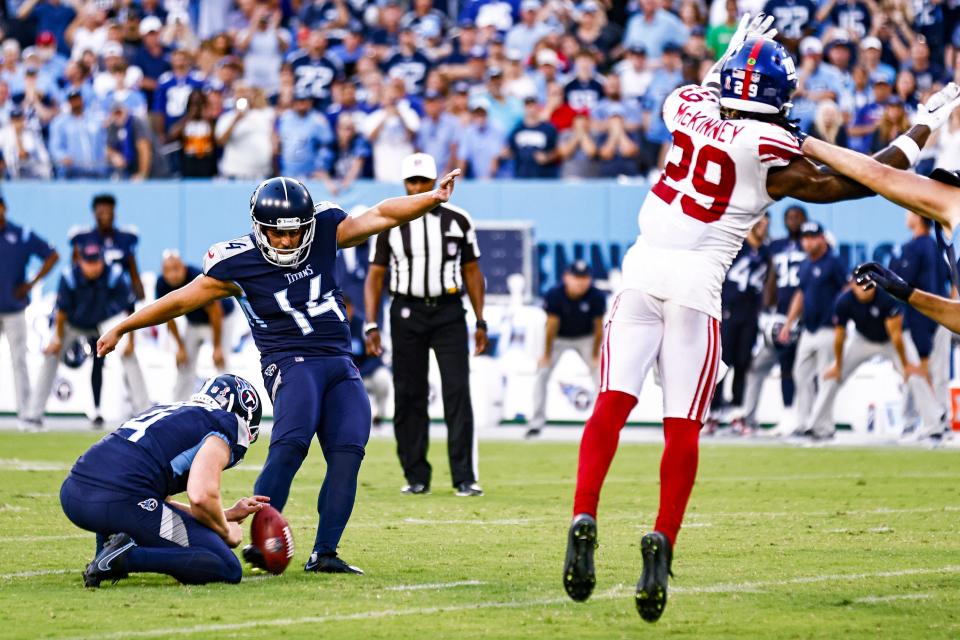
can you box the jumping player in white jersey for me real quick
[562,14,960,622]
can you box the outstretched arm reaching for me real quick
[97,275,240,357]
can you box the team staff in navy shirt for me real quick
[709,214,770,432]
[779,221,847,436]
[505,97,560,179]
[25,244,149,429]
[0,197,59,423]
[527,260,606,438]
[156,251,235,401]
[804,282,943,438]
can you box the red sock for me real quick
[653,417,701,547]
[572,391,638,517]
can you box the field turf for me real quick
[2,431,960,639]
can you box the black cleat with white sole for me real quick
[635,531,673,622]
[83,533,136,588]
[563,513,598,602]
[242,544,267,571]
[304,552,364,574]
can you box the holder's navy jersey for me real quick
[68,403,250,498]
[202,204,351,367]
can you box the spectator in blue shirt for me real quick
[277,88,334,178]
[25,243,148,428]
[456,98,506,179]
[479,66,523,138]
[593,73,642,134]
[416,89,459,174]
[34,31,67,82]
[317,114,371,195]
[131,16,170,105]
[597,106,640,177]
[0,198,58,422]
[505,96,559,178]
[152,48,203,133]
[623,0,689,59]
[48,89,107,178]
[505,0,553,61]
[563,49,603,114]
[763,0,817,53]
[848,70,893,153]
[792,37,845,131]
[641,43,683,170]
[19,1,75,57]
[287,29,343,108]
[384,27,433,95]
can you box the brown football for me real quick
[250,505,294,575]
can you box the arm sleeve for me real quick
[371,230,391,267]
[25,231,54,259]
[758,127,802,169]
[56,275,74,313]
[460,215,481,262]
[202,245,235,281]
[543,288,561,315]
[832,294,849,326]
[591,289,607,316]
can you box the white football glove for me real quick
[723,13,778,61]
[915,82,960,131]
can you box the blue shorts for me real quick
[59,475,240,579]
[263,355,371,454]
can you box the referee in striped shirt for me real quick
[364,152,488,497]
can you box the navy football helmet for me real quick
[191,374,264,443]
[720,37,797,116]
[62,338,92,369]
[250,177,316,268]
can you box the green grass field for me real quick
[2,431,960,639]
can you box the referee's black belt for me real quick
[392,292,462,307]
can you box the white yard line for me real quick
[853,593,933,604]
[386,580,485,591]
[0,533,88,543]
[60,566,960,640]
[0,459,70,471]
[0,568,73,579]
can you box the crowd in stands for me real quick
[0,0,958,182]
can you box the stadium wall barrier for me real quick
[3,179,916,294]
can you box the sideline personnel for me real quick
[364,152,488,497]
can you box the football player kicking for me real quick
[61,374,267,587]
[798,91,960,333]
[563,14,960,622]
[98,171,460,575]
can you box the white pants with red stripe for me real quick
[600,289,722,422]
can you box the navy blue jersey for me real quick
[762,0,817,39]
[288,50,342,107]
[509,121,559,179]
[69,226,139,273]
[0,221,55,313]
[56,263,135,330]
[833,289,900,343]
[721,242,770,314]
[203,204,350,367]
[156,265,235,325]
[769,236,806,314]
[544,284,606,338]
[798,251,847,331]
[383,51,432,94]
[68,403,249,497]
[563,78,605,113]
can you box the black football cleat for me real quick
[563,513,598,602]
[304,552,364,575]
[83,533,135,588]
[455,482,484,497]
[400,483,430,495]
[635,531,673,623]
[242,544,268,571]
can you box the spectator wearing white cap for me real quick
[131,15,170,102]
[615,43,652,101]
[0,104,52,179]
[505,0,552,61]
[791,36,846,131]
[858,36,897,82]
[531,47,562,103]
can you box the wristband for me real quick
[476,320,488,331]
[363,322,379,335]
[891,135,921,167]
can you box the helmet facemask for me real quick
[252,214,316,268]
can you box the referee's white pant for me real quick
[792,327,835,431]
[806,330,943,437]
[26,324,150,421]
[174,323,225,401]
[530,335,598,429]
[0,310,30,419]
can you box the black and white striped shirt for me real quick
[371,204,481,297]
